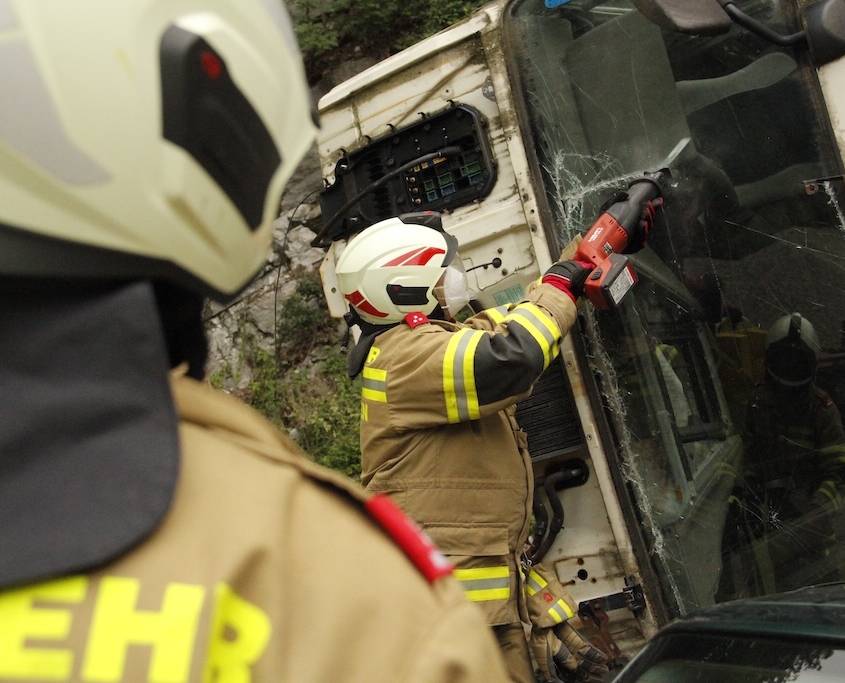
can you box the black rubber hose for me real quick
[533,471,568,563]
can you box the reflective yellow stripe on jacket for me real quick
[485,306,509,326]
[503,303,560,370]
[525,568,575,623]
[442,303,560,424]
[443,329,485,423]
[452,566,510,603]
[362,366,387,403]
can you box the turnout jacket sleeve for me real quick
[367,283,577,430]
[742,385,845,508]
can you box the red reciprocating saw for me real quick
[574,169,669,310]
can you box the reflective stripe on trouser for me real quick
[525,567,575,623]
[452,565,511,603]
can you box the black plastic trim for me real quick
[160,25,280,230]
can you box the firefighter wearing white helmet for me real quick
[335,214,472,325]
[0,3,509,681]
[720,313,845,598]
[335,212,665,683]
[763,312,822,388]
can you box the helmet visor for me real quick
[434,258,476,319]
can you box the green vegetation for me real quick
[288,0,482,82]
[216,272,363,480]
[216,4,489,478]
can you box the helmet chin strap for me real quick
[343,306,381,336]
[343,307,399,379]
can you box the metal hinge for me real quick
[576,579,645,668]
[578,581,646,616]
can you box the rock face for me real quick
[204,146,327,389]
[205,60,377,390]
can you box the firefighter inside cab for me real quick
[335,206,660,683]
[0,2,513,681]
[719,313,845,601]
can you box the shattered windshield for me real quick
[506,0,845,616]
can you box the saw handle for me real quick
[570,170,669,310]
[608,173,666,254]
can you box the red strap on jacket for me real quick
[365,494,454,583]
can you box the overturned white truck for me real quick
[312,0,845,663]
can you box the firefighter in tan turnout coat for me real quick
[0,2,510,681]
[335,212,657,682]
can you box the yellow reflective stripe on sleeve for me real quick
[452,566,510,602]
[718,460,739,478]
[443,328,485,423]
[525,567,548,596]
[819,444,845,470]
[485,306,509,326]
[504,303,560,368]
[546,598,575,623]
[361,367,387,403]
[525,569,574,623]
[656,344,678,363]
[783,425,813,446]
[817,479,842,507]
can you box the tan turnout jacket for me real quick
[0,375,509,683]
[359,284,577,626]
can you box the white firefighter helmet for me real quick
[765,312,822,387]
[0,0,317,302]
[335,214,473,325]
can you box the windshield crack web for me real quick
[581,305,689,610]
[544,148,690,610]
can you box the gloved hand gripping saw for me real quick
[542,170,669,308]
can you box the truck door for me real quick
[504,0,845,621]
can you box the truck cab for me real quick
[313,0,845,662]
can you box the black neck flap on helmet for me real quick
[343,307,398,379]
[0,280,179,589]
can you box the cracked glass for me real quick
[507,0,845,617]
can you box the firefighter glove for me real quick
[530,625,609,683]
[542,260,593,301]
[624,196,663,254]
[525,563,609,682]
[554,620,610,682]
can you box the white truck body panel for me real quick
[315,0,845,662]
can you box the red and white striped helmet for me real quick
[335,215,464,325]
